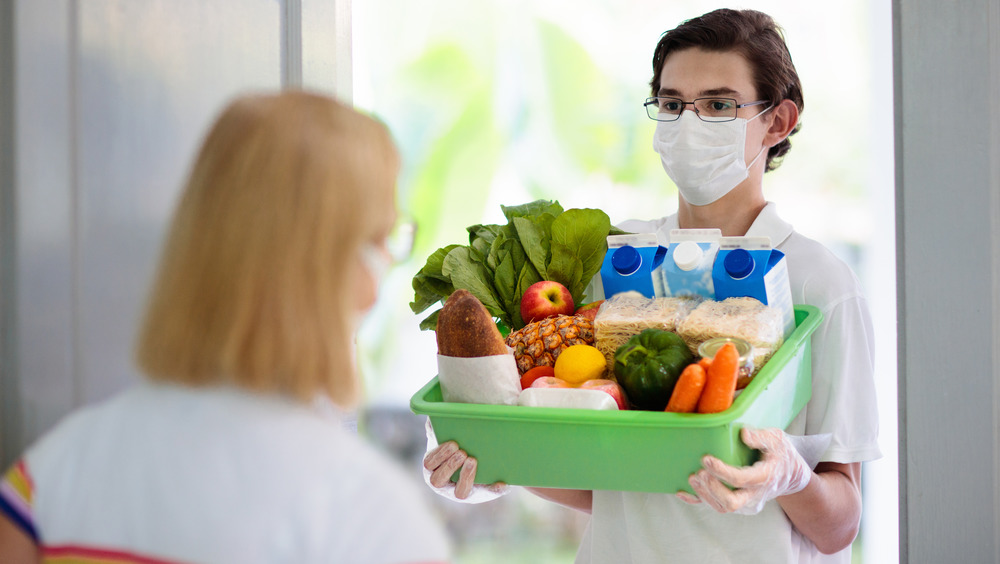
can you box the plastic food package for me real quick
[593,292,704,370]
[676,297,784,373]
[517,388,619,410]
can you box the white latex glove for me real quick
[676,427,829,515]
[422,419,509,503]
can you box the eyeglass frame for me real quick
[643,96,769,122]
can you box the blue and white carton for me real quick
[661,229,721,299]
[599,234,667,299]
[712,236,795,338]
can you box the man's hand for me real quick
[423,440,478,499]
[677,427,812,514]
[423,440,507,500]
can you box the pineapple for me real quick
[505,315,596,374]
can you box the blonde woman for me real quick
[0,92,451,563]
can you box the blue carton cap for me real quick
[611,245,642,275]
[724,248,755,279]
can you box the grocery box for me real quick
[410,305,822,494]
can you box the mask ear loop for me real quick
[747,105,774,123]
[746,144,768,170]
[745,105,774,170]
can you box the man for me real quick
[425,9,880,563]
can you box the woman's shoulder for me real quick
[24,388,137,462]
[284,415,452,560]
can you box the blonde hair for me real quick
[135,91,399,408]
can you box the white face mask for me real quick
[652,108,770,206]
[359,242,391,283]
[354,243,391,331]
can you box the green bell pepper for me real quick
[613,328,694,411]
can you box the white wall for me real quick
[894,0,1000,561]
[0,0,350,467]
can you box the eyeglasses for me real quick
[360,220,417,280]
[644,97,768,122]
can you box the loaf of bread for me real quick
[436,289,509,357]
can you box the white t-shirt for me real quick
[575,203,881,564]
[1,382,451,564]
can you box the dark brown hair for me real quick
[650,9,804,171]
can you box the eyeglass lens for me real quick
[644,97,740,122]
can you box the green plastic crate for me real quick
[410,305,822,494]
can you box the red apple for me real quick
[520,280,575,324]
[529,376,571,389]
[520,365,556,389]
[579,379,628,410]
[574,300,605,322]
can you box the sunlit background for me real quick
[351,0,897,562]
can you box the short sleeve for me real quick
[0,460,38,542]
[804,293,883,462]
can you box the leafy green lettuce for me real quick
[411,199,624,332]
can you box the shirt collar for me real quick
[658,202,793,246]
[745,202,794,247]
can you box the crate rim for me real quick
[411,304,822,427]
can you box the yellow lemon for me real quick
[554,344,607,386]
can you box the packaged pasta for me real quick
[593,292,704,370]
[676,297,784,374]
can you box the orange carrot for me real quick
[665,363,707,413]
[698,357,712,372]
[697,342,739,414]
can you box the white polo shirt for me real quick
[576,202,881,564]
[1,382,452,564]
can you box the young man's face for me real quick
[657,48,771,165]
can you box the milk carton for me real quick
[661,229,721,299]
[712,236,795,337]
[599,234,667,299]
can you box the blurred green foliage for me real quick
[368,14,666,262]
[393,43,503,254]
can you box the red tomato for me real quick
[520,365,555,389]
